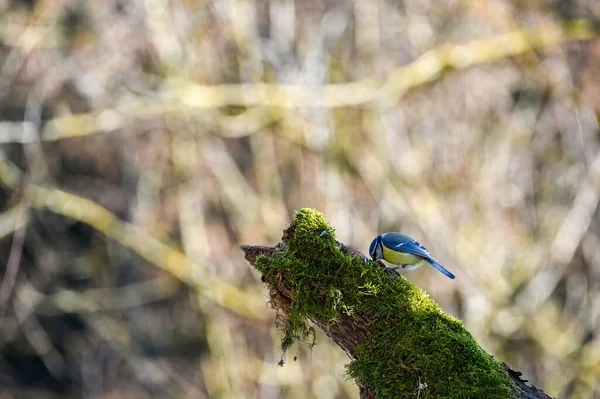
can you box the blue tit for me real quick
[369,232,455,279]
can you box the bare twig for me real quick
[0,204,28,320]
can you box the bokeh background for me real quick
[0,0,599,398]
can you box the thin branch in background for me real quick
[0,204,29,241]
[0,152,23,189]
[0,205,29,320]
[12,293,67,383]
[31,275,180,316]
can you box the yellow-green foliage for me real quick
[256,208,516,399]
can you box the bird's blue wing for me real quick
[380,233,434,261]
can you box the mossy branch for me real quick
[241,209,553,399]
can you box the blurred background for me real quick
[0,0,599,398]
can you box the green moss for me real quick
[256,208,515,399]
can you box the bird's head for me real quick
[369,235,383,261]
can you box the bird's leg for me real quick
[384,267,399,278]
[377,261,400,278]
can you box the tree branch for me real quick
[241,209,553,399]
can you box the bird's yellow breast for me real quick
[382,245,423,266]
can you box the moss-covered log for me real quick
[241,208,553,399]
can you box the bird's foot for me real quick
[382,265,399,278]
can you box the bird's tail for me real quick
[426,259,455,279]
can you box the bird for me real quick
[369,232,455,279]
